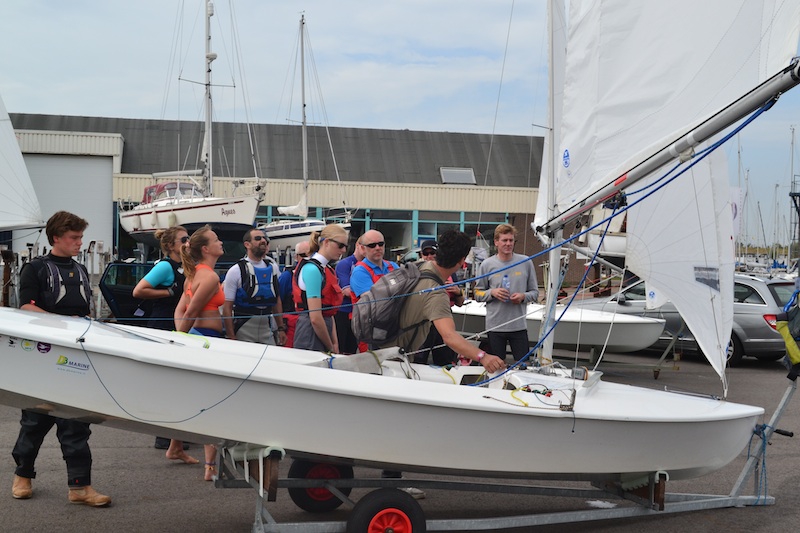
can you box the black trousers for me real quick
[414,327,457,366]
[334,312,359,355]
[12,410,93,487]
[488,329,531,362]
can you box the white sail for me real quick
[554,0,800,386]
[0,94,43,231]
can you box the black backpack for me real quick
[352,261,439,347]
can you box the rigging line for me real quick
[76,318,273,425]
[475,0,516,233]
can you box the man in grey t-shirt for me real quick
[474,223,539,362]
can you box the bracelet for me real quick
[167,287,174,297]
[277,326,286,332]
[475,350,486,361]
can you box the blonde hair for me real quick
[154,225,187,256]
[309,224,347,254]
[180,225,213,279]
[494,223,517,241]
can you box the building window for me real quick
[440,167,476,185]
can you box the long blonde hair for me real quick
[180,225,213,279]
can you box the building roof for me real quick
[10,114,542,189]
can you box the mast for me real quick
[300,14,309,206]
[203,0,217,196]
[538,0,561,367]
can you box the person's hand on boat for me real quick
[479,352,506,373]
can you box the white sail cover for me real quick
[556,0,800,385]
[0,94,42,231]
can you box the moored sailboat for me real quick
[117,0,264,246]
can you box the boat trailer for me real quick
[213,382,795,532]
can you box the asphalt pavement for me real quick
[1,350,798,532]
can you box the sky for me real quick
[1,0,798,246]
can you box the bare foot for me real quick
[165,450,199,464]
[204,462,217,481]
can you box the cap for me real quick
[420,239,438,253]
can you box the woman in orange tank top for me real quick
[172,224,225,479]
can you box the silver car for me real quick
[573,274,795,366]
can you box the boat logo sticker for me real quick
[56,355,90,374]
[21,340,35,351]
[37,342,51,353]
[8,337,18,348]
[562,149,571,168]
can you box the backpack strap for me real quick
[398,271,443,352]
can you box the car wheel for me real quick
[726,335,744,367]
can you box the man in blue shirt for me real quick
[350,230,398,298]
[335,239,365,354]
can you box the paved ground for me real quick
[1,350,798,532]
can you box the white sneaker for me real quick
[400,487,426,500]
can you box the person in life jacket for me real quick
[350,229,398,352]
[13,210,112,507]
[222,228,286,345]
[292,224,346,352]
[278,241,311,348]
[132,226,189,331]
[132,225,193,455]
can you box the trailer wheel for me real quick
[347,488,426,533]
[287,459,353,513]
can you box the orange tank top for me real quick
[185,264,225,311]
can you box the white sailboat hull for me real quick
[0,308,758,482]
[452,300,665,353]
[119,196,261,244]
[259,220,351,251]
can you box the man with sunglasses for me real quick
[222,229,287,345]
[350,230,398,329]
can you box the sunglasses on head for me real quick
[329,239,347,249]
[362,241,385,249]
[180,236,190,243]
[251,235,268,242]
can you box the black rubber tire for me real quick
[347,488,426,533]
[287,459,354,513]
[726,335,745,367]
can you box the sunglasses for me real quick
[251,235,268,242]
[422,249,436,256]
[297,253,308,258]
[362,241,385,249]
[329,239,347,250]
[180,236,190,243]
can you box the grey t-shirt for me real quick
[474,254,539,333]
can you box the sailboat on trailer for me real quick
[1,0,799,501]
[117,0,264,246]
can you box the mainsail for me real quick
[0,94,43,231]
[539,0,800,388]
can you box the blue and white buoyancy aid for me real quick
[234,258,278,309]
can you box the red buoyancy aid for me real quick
[292,258,343,317]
